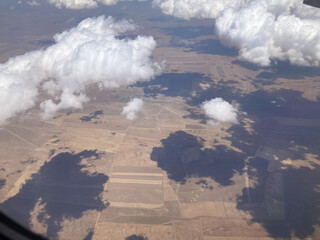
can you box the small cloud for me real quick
[121,98,144,120]
[27,0,40,6]
[201,98,238,125]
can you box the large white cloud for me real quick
[121,98,144,120]
[0,16,162,124]
[201,98,238,125]
[154,0,320,66]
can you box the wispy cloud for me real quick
[48,0,144,9]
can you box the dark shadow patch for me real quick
[150,131,244,185]
[224,123,320,239]
[196,179,214,190]
[125,234,148,240]
[257,61,320,80]
[233,59,320,79]
[237,164,320,239]
[81,110,103,122]
[0,150,109,239]
[49,149,56,157]
[240,89,320,120]
[185,38,238,57]
[83,229,94,240]
[187,83,242,107]
[190,84,320,121]
[118,34,140,41]
[6,170,22,177]
[20,158,37,165]
[147,14,174,22]
[136,72,210,99]
[161,26,214,40]
[0,179,6,189]
[228,119,320,238]
[224,89,320,160]
[212,88,320,238]
[32,40,55,47]
[183,107,206,123]
[223,80,238,84]
[232,60,266,71]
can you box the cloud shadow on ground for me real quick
[237,160,320,239]
[160,25,214,40]
[159,80,320,238]
[0,150,109,239]
[80,110,103,122]
[233,60,320,79]
[125,234,149,240]
[219,88,320,239]
[184,38,238,57]
[136,72,209,98]
[150,130,244,186]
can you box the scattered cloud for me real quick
[121,98,144,120]
[153,0,320,66]
[201,98,238,125]
[48,0,98,9]
[48,0,141,9]
[0,16,162,124]
[27,0,40,6]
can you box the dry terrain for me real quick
[0,2,320,240]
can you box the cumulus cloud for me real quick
[152,0,242,20]
[154,0,320,66]
[121,98,144,120]
[48,0,144,9]
[201,98,238,125]
[0,16,162,124]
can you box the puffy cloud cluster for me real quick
[201,98,238,125]
[154,0,320,66]
[152,0,243,20]
[121,98,144,120]
[48,0,138,9]
[0,16,162,124]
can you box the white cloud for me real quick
[0,16,162,124]
[48,0,142,9]
[201,98,238,125]
[154,0,320,66]
[121,98,144,120]
[27,0,40,6]
[49,0,98,9]
[152,0,242,20]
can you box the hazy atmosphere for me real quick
[0,0,320,239]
